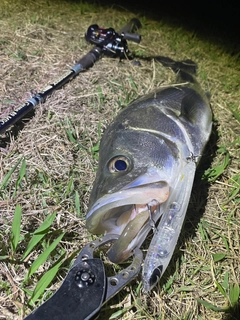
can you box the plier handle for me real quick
[24,234,143,320]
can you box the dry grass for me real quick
[0,0,239,319]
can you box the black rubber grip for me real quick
[123,32,141,43]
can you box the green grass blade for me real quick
[14,158,26,196]
[91,141,100,160]
[202,147,230,182]
[229,174,240,201]
[223,271,229,291]
[66,128,77,143]
[215,281,227,298]
[97,86,105,105]
[33,213,57,234]
[229,284,240,306]
[97,121,102,138]
[29,253,65,305]
[65,176,74,197]
[75,191,81,217]
[109,306,132,319]
[0,157,23,189]
[197,298,228,312]
[10,204,22,253]
[212,253,226,262]
[22,287,33,297]
[129,76,138,91]
[22,213,57,261]
[230,105,240,123]
[26,232,65,279]
[0,255,9,260]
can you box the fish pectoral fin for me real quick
[180,91,212,137]
[180,94,201,125]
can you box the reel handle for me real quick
[122,32,141,43]
[118,18,142,34]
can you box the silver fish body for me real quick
[86,60,212,292]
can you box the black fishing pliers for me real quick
[24,234,143,320]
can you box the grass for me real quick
[0,0,240,319]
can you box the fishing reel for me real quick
[85,24,141,59]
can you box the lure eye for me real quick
[108,156,129,173]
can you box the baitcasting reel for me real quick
[85,23,141,59]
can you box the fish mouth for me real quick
[86,169,170,264]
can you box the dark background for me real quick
[93,0,240,55]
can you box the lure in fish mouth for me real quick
[86,166,170,263]
[86,58,212,291]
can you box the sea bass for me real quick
[86,58,212,292]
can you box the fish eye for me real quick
[108,156,129,173]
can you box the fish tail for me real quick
[150,55,198,76]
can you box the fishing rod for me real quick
[0,18,141,135]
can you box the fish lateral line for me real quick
[127,125,194,159]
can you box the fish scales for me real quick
[86,58,212,292]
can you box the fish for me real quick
[86,57,212,292]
